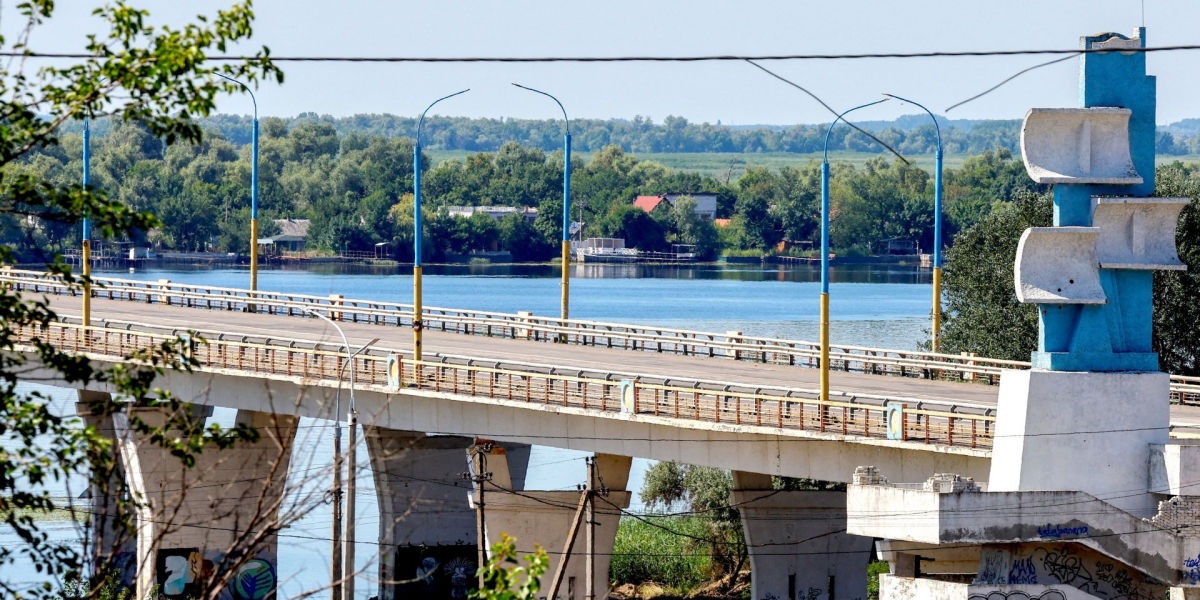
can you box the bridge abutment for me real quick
[114,403,297,600]
[474,451,632,599]
[732,471,874,600]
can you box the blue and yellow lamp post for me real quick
[819,98,889,403]
[883,93,944,352]
[215,73,260,297]
[512,83,573,329]
[81,118,92,328]
[412,90,469,361]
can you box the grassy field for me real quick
[427,149,1200,180]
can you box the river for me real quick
[11,262,933,598]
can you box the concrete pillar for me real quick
[365,429,528,600]
[732,471,875,600]
[1171,588,1200,599]
[77,391,136,585]
[476,452,632,600]
[115,403,297,600]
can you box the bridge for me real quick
[8,266,1200,599]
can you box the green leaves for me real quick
[470,533,548,600]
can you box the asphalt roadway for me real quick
[35,293,1200,425]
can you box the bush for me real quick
[610,516,713,592]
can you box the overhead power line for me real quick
[4,44,1200,63]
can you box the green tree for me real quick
[938,191,1052,360]
[640,462,746,581]
[669,196,719,259]
[0,3,280,598]
[1151,163,1200,375]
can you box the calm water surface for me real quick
[13,262,934,598]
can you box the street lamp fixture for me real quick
[302,305,376,600]
[512,83,573,331]
[820,98,890,404]
[215,73,260,300]
[883,93,945,352]
[413,89,469,361]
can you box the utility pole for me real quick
[464,442,494,591]
[585,457,596,600]
[548,457,608,600]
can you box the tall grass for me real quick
[610,516,714,592]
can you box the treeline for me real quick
[6,120,1050,262]
[61,113,1200,157]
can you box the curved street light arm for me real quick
[823,97,890,164]
[511,83,570,135]
[214,72,257,118]
[882,93,941,151]
[417,89,470,146]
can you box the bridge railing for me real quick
[5,268,1195,404]
[16,319,996,451]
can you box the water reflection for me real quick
[182,261,933,284]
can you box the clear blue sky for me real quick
[25,0,1200,125]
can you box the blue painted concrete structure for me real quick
[1033,28,1160,372]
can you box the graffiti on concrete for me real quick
[1007,556,1038,585]
[804,587,821,600]
[155,548,212,598]
[976,548,1009,585]
[1036,524,1089,540]
[231,558,276,600]
[967,591,1066,600]
[1184,554,1200,585]
[395,544,476,599]
[1033,545,1162,600]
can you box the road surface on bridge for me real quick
[43,294,1000,406]
[35,293,1200,426]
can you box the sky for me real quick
[21,0,1200,126]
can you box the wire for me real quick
[6,45,1200,63]
[744,60,909,165]
[945,54,1079,112]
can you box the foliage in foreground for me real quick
[471,533,548,600]
[0,1,281,599]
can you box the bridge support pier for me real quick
[365,428,530,599]
[114,403,297,600]
[474,452,632,599]
[732,471,874,600]
[77,391,136,584]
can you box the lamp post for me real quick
[412,89,468,361]
[512,83,572,330]
[81,118,92,328]
[215,73,259,298]
[820,98,889,404]
[302,306,376,600]
[883,93,944,352]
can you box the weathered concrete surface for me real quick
[115,404,297,600]
[881,574,1100,599]
[1150,441,1200,496]
[1014,227,1105,304]
[732,472,873,600]
[26,357,992,483]
[848,484,1200,586]
[989,369,1169,517]
[364,429,531,600]
[1092,197,1190,270]
[77,391,137,584]
[1020,107,1141,184]
[474,452,633,599]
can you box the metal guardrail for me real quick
[17,319,995,450]
[4,268,1197,405]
